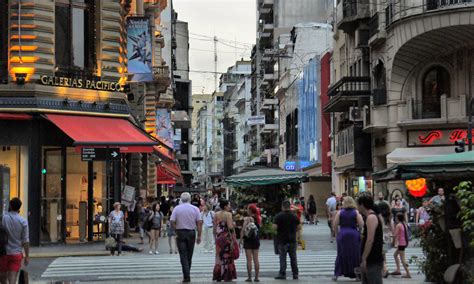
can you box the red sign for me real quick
[408,129,474,146]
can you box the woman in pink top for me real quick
[391,213,411,278]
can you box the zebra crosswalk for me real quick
[41,248,424,282]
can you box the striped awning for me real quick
[225,167,308,187]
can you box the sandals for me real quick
[390,271,402,276]
[402,275,412,279]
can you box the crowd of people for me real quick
[0,187,445,283]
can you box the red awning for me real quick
[158,160,183,184]
[45,114,157,153]
[156,165,177,185]
[154,145,175,160]
[0,113,32,120]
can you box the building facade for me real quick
[0,0,176,245]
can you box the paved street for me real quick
[30,222,427,283]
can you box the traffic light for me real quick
[455,139,465,153]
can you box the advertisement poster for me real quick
[156,109,173,148]
[174,129,182,151]
[126,17,153,82]
[297,57,320,169]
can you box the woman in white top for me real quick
[108,202,125,256]
[201,205,215,253]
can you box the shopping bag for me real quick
[105,237,117,249]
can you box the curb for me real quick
[30,251,110,258]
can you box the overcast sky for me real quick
[173,0,256,94]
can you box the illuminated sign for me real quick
[284,161,296,171]
[408,129,474,146]
[39,75,122,92]
[405,178,427,197]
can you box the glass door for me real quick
[41,148,64,243]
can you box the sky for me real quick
[173,0,256,95]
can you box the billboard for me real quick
[297,57,321,169]
[126,17,153,82]
[156,108,173,148]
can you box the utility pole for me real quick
[214,36,218,91]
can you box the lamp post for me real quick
[469,97,474,151]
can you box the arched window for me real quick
[421,66,450,119]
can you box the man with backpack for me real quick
[1,198,29,284]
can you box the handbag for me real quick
[18,269,29,284]
[105,236,117,249]
[228,228,240,260]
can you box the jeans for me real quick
[203,226,213,251]
[110,233,122,255]
[176,229,196,280]
[277,242,298,276]
[361,262,383,284]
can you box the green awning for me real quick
[225,168,308,187]
[374,151,474,182]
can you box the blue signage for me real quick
[284,161,296,171]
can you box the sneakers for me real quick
[149,251,153,255]
[155,251,160,255]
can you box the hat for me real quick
[113,202,121,208]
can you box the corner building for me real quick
[368,1,474,194]
[0,0,159,245]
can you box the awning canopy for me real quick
[374,151,474,182]
[157,164,177,185]
[45,114,157,153]
[157,160,184,184]
[386,146,454,164]
[0,113,32,120]
[154,145,175,161]
[225,167,308,187]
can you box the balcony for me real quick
[385,0,474,28]
[368,12,386,47]
[262,123,278,133]
[336,0,370,33]
[334,124,372,171]
[153,65,170,81]
[323,76,371,113]
[398,94,467,127]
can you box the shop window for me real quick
[418,66,450,119]
[55,0,95,74]
[0,146,20,200]
[0,0,8,83]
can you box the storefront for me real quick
[0,113,157,245]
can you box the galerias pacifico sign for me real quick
[39,75,122,92]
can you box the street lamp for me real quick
[468,97,474,151]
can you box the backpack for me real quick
[244,221,258,239]
[0,216,9,256]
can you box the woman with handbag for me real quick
[108,202,125,256]
[212,199,237,282]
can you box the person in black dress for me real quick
[240,204,261,282]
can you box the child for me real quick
[391,213,411,278]
[167,206,178,254]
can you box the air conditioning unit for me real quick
[362,105,371,128]
[349,107,363,122]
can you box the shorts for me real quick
[397,245,407,251]
[0,254,23,272]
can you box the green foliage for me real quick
[231,185,298,217]
[453,181,474,249]
[416,204,449,282]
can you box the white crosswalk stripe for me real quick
[41,248,424,281]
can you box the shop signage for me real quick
[408,129,474,147]
[284,161,296,171]
[81,148,121,162]
[248,115,266,126]
[39,75,122,92]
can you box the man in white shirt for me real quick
[326,192,337,242]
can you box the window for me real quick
[0,0,8,82]
[55,0,94,73]
[419,66,450,119]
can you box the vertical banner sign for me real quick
[156,109,174,148]
[297,57,320,170]
[126,17,153,82]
